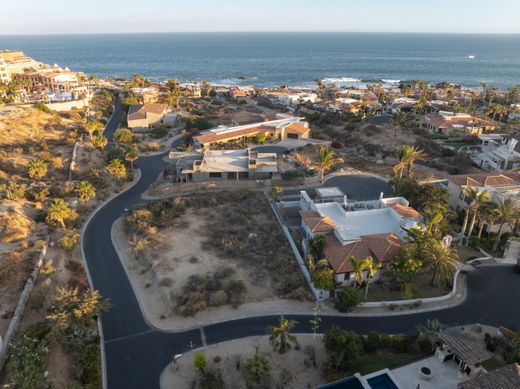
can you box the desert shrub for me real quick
[363,332,381,353]
[195,369,225,389]
[335,287,362,312]
[209,290,228,307]
[177,292,208,316]
[418,336,434,354]
[114,128,134,144]
[65,259,82,273]
[323,326,363,371]
[0,209,32,243]
[158,277,173,287]
[59,231,80,251]
[225,280,246,307]
[389,334,408,353]
[7,333,49,389]
[193,351,208,372]
[242,355,270,386]
[151,125,169,138]
[0,181,26,200]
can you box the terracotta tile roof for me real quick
[439,328,493,366]
[323,233,401,274]
[449,172,520,188]
[458,364,520,389]
[286,123,310,135]
[389,203,420,218]
[195,125,274,144]
[300,211,336,233]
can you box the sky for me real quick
[2,0,520,35]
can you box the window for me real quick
[209,172,222,178]
[459,190,465,201]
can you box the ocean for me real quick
[1,32,519,88]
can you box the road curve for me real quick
[82,100,520,389]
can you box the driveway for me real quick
[324,174,393,200]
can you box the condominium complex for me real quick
[0,57,9,83]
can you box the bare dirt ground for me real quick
[74,142,105,177]
[161,334,328,389]
[113,194,314,330]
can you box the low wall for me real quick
[44,98,90,111]
[358,268,462,308]
[0,246,47,371]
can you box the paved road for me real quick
[82,102,520,388]
[324,174,393,200]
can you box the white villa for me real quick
[193,116,310,149]
[467,134,520,172]
[420,111,497,136]
[299,189,421,284]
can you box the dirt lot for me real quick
[161,334,328,389]
[114,192,314,330]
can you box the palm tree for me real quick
[76,181,96,203]
[46,198,76,229]
[314,146,344,183]
[106,159,127,179]
[27,158,48,179]
[242,355,270,385]
[305,255,329,274]
[459,187,479,246]
[393,146,424,186]
[421,240,459,288]
[347,256,368,287]
[267,315,298,354]
[124,145,139,172]
[477,203,499,239]
[363,258,382,301]
[492,198,520,252]
[85,120,103,139]
[464,189,490,246]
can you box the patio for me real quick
[391,355,460,389]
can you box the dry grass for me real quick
[0,201,35,243]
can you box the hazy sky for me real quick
[2,0,520,34]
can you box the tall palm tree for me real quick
[267,315,298,354]
[46,198,75,229]
[363,258,382,301]
[459,187,479,246]
[314,146,343,183]
[404,146,424,175]
[464,189,490,246]
[421,240,459,288]
[124,145,139,172]
[477,203,499,239]
[492,198,520,252]
[393,146,424,186]
[347,256,368,287]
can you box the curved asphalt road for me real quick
[83,100,520,389]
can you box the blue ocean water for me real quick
[0,32,519,88]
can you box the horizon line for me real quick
[2,30,520,36]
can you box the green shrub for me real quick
[34,102,52,113]
[312,268,334,290]
[335,287,362,312]
[193,351,208,372]
[363,332,381,353]
[78,343,102,388]
[196,369,225,389]
[151,125,169,139]
[114,128,134,144]
[65,259,82,273]
[225,280,246,307]
[418,336,434,354]
[8,334,49,389]
[59,231,80,251]
[30,286,50,312]
[389,334,408,353]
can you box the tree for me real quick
[421,240,459,287]
[347,256,367,287]
[477,203,499,239]
[307,235,326,259]
[45,198,78,229]
[242,355,270,386]
[27,158,48,179]
[76,180,96,203]
[267,315,297,354]
[124,145,139,172]
[458,187,479,246]
[314,146,344,183]
[393,146,424,187]
[323,326,362,371]
[312,267,335,290]
[335,286,362,312]
[193,351,207,373]
[363,258,382,301]
[47,287,110,347]
[85,120,103,139]
[114,128,134,144]
[164,79,181,107]
[464,189,490,246]
[492,198,520,252]
[59,230,80,251]
[271,185,283,201]
[201,81,212,97]
[106,159,127,179]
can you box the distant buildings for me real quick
[0,57,10,83]
[421,111,497,136]
[467,134,520,172]
[127,103,168,129]
[193,116,311,149]
[0,50,46,76]
[299,189,421,284]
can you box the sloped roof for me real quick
[458,364,520,389]
[300,211,336,233]
[449,172,520,188]
[195,125,274,145]
[389,203,420,218]
[286,122,310,135]
[439,328,493,366]
[323,233,401,274]
[128,103,167,121]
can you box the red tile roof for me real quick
[449,172,520,188]
[300,211,336,233]
[389,203,420,218]
[323,233,401,274]
[195,125,274,145]
[286,123,310,135]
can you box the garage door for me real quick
[287,133,299,139]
